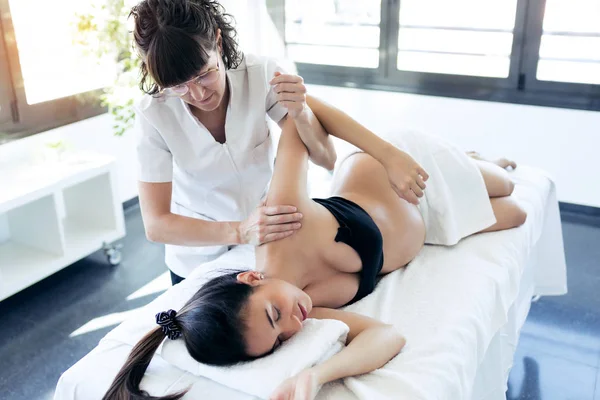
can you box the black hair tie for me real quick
[155,309,182,340]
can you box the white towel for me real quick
[389,130,497,245]
[159,318,348,399]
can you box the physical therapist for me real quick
[130,0,337,284]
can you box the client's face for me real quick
[237,271,313,357]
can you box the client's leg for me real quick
[467,152,527,232]
[473,159,516,198]
[469,156,527,232]
[466,151,517,170]
[480,196,527,232]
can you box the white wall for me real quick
[2,85,598,207]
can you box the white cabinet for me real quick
[0,152,126,301]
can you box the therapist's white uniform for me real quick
[134,54,288,278]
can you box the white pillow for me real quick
[159,318,349,399]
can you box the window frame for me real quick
[283,0,389,86]
[385,0,527,91]
[0,0,106,143]
[519,0,600,96]
[282,0,600,112]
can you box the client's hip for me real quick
[331,153,426,268]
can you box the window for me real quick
[536,0,600,85]
[284,0,381,68]
[396,0,518,78]
[268,0,600,111]
[0,0,109,141]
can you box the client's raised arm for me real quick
[264,117,313,211]
[306,95,429,205]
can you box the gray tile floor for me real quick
[506,212,600,400]
[0,204,598,400]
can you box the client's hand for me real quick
[238,201,303,246]
[380,145,429,205]
[269,369,319,400]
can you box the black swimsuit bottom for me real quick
[312,196,384,306]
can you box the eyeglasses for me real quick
[160,59,220,97]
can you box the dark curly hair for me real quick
[129,0,243,95]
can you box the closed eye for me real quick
[275,306,281,322]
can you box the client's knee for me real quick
[512,203,527,227]
[504,179,515,197]
[506,179,515,196]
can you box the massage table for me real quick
[54,163,567,400]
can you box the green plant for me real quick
[75,0,140,136]
[46,140,66,150]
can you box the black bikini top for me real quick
[313,196,384,305]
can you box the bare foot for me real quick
[466,151,517,170]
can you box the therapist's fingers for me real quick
[262,231,296,244]
[277,92,305,103]
[263,205,299,216]
[270,73,303,85]
[265,222,302,234]
[265,213,303,225]
[274,83,307,94]
[418,167,430,181]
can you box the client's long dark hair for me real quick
[103,271,254,400]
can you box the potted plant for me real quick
[75,0,140,136]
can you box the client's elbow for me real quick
[386,325,407,355]
[326,148,338,171]
[319,147,337,171]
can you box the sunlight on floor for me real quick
[69,272,170,338]
[69,307,142,338]
[126,271,171,301]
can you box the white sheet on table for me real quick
[54,166,566,400]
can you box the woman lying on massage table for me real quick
[104,98,526,400]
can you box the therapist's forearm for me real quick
[145,213,240,246]
[293,101,337,170]
[305,96,394,164]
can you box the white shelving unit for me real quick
[0,152,126,301]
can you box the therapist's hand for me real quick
[379,145,429,205]
[238,201,303,246]
[270,71,307,119]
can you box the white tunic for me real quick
[134,54,288,277]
